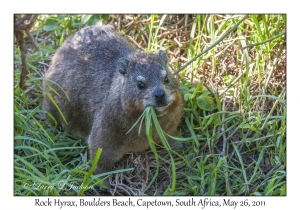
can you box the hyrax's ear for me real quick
[157,50,168,64]
[117,57,129,74]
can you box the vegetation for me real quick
[14,14,286,196]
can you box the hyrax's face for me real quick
[118,51,181,117]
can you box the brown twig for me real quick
[14,14,38,90]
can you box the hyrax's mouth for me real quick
[153,102,172,117]
[145,92,175,117]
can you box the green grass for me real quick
[14,14,286,196]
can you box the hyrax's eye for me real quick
[137,81,146,90]
[164,76,169,83]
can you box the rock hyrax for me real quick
[43,25,183,177]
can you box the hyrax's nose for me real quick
[154,88,165,101]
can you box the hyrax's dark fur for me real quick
[43,25,183,176]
